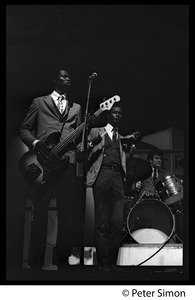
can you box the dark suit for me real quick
[20,94,81,163]
[138,169,167,201]
[20,94,81,265]
[87,127,126,186]
[87,127,126,266]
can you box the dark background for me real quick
[7,4,189,141]
[6,4,189,277]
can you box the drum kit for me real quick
[124,157,184,244]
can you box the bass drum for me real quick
[127,199,175,244]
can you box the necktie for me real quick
[57,95,65,113]
[112,128,117,143]
[153,168,158,183]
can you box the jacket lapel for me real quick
[98,127,106,147]
[63,100,71,119]
[43,95,71,120]
[43,95,59,117]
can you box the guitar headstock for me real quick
[99,95,120,111]
[92,95,120,119]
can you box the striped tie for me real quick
[57,95,65,113]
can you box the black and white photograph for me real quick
[6,4,189,285]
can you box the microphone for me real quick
[89,72,98,80]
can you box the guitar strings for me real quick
[34,123,84,167]
[29,104,114,183]
[51,107,103,157]
[35,105,108,164]
[47,107,103,161]
[50,122,85,158]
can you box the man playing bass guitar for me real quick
[19,66,82,270]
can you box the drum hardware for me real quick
[173,233,183,243]
[137,191,145,203]
[122,195,136,236]
[174,209,183,242]
[169,201,183,215]
[138,192,161,203]
[136,187,161,203]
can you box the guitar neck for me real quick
[93,107,103,118]
[51,122,84,156]
[51,108,104,156]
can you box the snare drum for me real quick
[155,175,183,206]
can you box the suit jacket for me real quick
[86,127,126,187]
[20,94,81,164]
[137,169,167,200]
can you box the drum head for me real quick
[156,175,183,205]
[127,199,175,244]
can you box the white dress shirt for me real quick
[51,90,67,112]
[104,123,118,140]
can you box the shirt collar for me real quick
[105,123,118,133]
[51,90,66,101]
[105,123,113,133]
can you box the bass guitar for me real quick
[18,95,120,191]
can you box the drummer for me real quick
[136,148,165,201]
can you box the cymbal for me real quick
[126,157,152,181]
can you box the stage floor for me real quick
[6,265,186,283]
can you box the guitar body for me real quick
[19,131,69,191]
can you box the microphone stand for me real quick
[79,75,95,265]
